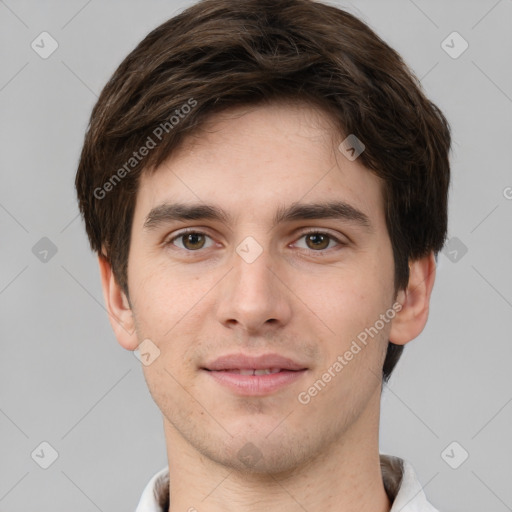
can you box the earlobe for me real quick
[388,252,437,346]
[98,254,139,351]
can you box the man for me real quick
[75,0,451,510]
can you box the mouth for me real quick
[201,353,308,395]
[202,368,308,396]
[203,352,307,372]
[211,368,289,375]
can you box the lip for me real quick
[201,353,308,396]
[203,353,307,371]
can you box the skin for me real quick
[99,101,436,512]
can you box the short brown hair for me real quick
[75,0,451,381]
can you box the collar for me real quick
[135,454,439,512]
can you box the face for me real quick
[125,101,398,473]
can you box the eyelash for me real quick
[165,228,346,254]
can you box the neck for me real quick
[163,389,391,512]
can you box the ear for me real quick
[98,253,139,351]
[389,252,437,346]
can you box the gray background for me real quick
[1,0,511,510]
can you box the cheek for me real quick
[302,257,395,369]
[129,263,219,385]
[312,262,392,326]
[128,257,197,334]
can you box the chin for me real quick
[197,424,321,476]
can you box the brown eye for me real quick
[294,231,344,252]
[182,233,206,250]
[170,231,213,251]
[304,233,331,250]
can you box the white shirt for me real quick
[135,454,440,512]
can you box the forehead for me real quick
[135,101,386,229]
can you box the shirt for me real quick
[135,454,440,512]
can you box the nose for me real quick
[215,242,292,336]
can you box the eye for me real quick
[165,229,345,253]
[168,230,214,251]
[294,231,344,251]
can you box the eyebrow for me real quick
[143,200,372,232]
